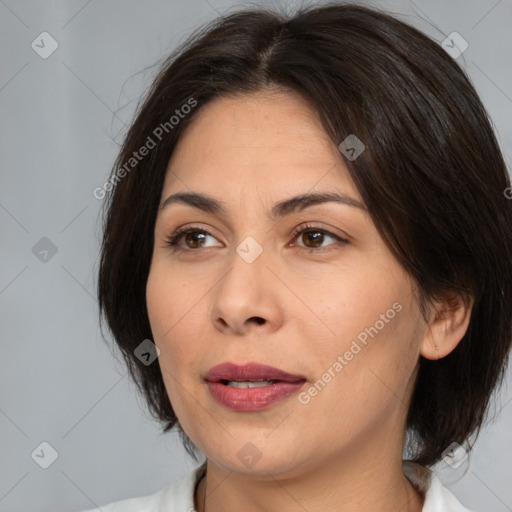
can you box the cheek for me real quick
[147,262,198,342]
[297,316,419,443]
[146,265,200,387]
[307,269,400,348]
[146,269,200,425]
[299,274,420,411]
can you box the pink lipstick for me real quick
[204,362,306,411]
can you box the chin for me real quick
[203,441,313,479]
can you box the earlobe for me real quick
[420,292,474,361]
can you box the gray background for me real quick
[1,0,511,511]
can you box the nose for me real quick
[209,242,284,336]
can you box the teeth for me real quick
[225,380,274,388]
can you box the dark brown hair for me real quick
[97,2,512,467]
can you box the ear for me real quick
[420,291,474,360]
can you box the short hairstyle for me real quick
[97,2,512,467]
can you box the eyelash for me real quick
[164,223,348,252]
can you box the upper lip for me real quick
[204,362,306,383]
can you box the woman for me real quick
[84,3,512,511]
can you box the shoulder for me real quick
[403,461,475,512]
[77,463,206,512]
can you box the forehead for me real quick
[161,91,362,203]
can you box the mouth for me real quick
[204,361,306,384]
[204,362,307,411]
[218,379,280,388]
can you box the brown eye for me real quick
[182,231,207,248]
[292,224,348,251]
[300,229,326,248]
[166,227,222,250]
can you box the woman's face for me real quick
[146,90,428,476]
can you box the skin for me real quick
[146,89,473,512]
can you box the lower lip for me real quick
[206,381,306,411]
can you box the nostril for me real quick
[250,317,265,325]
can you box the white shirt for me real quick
[79,461,474,512]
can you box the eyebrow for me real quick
[159,191,367,220]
